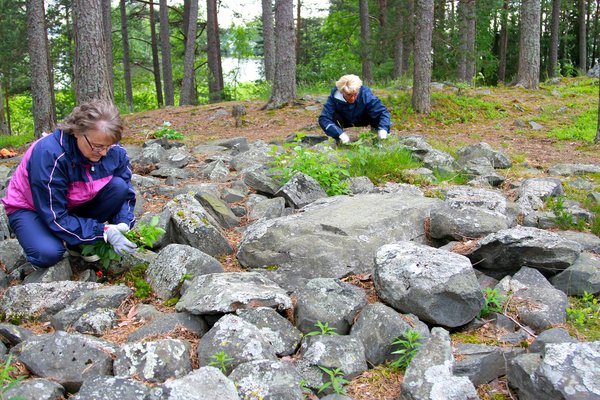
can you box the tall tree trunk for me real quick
[0,80,7,136]
[160,0,174,106]
[296,0,301,62]
[262,0,275,81]
[180,0,198,105]
[457,0,476,82]
[149,1,164,107]
[498,0,509,82]
[579,0,587,71]
[102,0,114,96]
[377,0,388,66]
[432,0,445,74]
[64,2,75,83]
[392,0,405,79]
[412,0,434,113]
[548,0,560,77]
[26,0,56,138]
[73,0,113,103]
[359,0,373,83]
[403,0,415,72]
[120,0,134,111]
[4,85,11,134]
[515,0,541,89]
[206,0,224,103]
[592,0,600,67]
[596,70,600,142]
[266,0,296,109]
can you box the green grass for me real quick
[346,144,421,185]
[547,107,598,142]
[0,132,34,149]
[555,78,599,95]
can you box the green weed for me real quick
[0,354,25,399]
[305,321,339,336]
[547,107,598,142]
[208,351,235,374]
[317,366,350,395]
[566,292,599,326]
[479,287,506,318]
[346,144,421,185]
[389,330,422,370]
[119,264,152,299]
[152,121,185,140]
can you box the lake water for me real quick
[222,57,263,83]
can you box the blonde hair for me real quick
[58,100,124,142]
[335,74,363,95]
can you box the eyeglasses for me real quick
[83,135,114,153]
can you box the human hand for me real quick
[115,222,131,233]
[104,224,137,255]
[339,132,350,144]
[378,129,388,140]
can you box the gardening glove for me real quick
[104,224,137,256]
[338,132,350,144]
[378,129,388,140]
[114,222,131,233]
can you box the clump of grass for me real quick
[565,292,600,340]
[547,107,597,142]
[346,144,421,185]
[119,264,152,299]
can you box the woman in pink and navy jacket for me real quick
[1,100,137,268]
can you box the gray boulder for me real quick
[114,339,192,383]
[453,343,523,386]
[196,192,241,229]
[229,359,304,400]
[146,244,224,300]
[71,376,150,400]
[429,203,509,241]
[374,241,484,327]
[0,239,26,273]
[176,272,291,315]
[400,327,478,400]
[3,378,65,400]
[128,311,208,342]
[275,172,328,209]
[351,302,430,366]
[456,142,512,169]
[243,170,281,195]
[548,163,600,176]
[550,252,600,295]
[298,335,368,380]
[293,278,367,335]
[236,307,302,356]
[154,367,239,400]
[247,195,287,221]
[529,327,577,353]
[556,230,600,254]
[496,267,568,331]
[22,258,73,284]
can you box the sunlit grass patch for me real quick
[547,107,598,142]
[346,145,421,185]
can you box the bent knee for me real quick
[26,244,65,268]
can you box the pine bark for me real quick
[498,0,509,82]
[266,0,296,109]
[548,0,560,78]
[515,0,541,89]
[102,0,114,95]
[0,80,8,136]
[359,0,373,83]
[120,0,134,111]
[73,0,114,103]
[412,0,433,113]
[180,0,198,105]
[206,0,224,103]
[403,0,415,72]
[26,0,56,138]
[160,0,174,105]
[392,0,405,79]
[579,0,587,71]
[262,0,275,81]
[457,0,476,82]
[149,0,164,107]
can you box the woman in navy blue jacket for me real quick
[318,74,391,144]
[2,100,137,268]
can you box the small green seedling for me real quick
[317,366,350,395]
[208,351,235,374]
[389,329,422,370]
[305,321,339,336]
[478,287,506,318]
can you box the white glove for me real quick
[378,129,388,140]
[104,225,137,256]
[115,223,131,233]
[339,132,350,144]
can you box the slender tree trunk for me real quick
[206,0,224,102]
[262,0,275,81]
[359,0,373,83]
[548,0,560,77]
[296,0,301,62]
[4,85,11,134]
[592,0,600,67]
[26,0,56,138]
[160,0,174,106]
[393,0,405,78]
[0,80,7,136]
[498,0,509,82]
[403,0,415,72]
[412,0,434,113]
[266,0,296,109]
[579,0,587,71]
[433,0,445,74]
[120,0,134,111]
[64,3,74,83]
[180,0,198,105]
[515,0,541,89]
[377,0,388,66]
[102,0,114,96]
[596,73,600,142]
[148,1,164,107]
[73,0,113,103]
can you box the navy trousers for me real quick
[8,177,129,268]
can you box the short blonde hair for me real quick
[58,100,124,142]
[335,74,363,95]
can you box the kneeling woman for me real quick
[2,100,137,268]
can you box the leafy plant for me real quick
[152,121,185,140]
[389,330,422,370]
[305,321,339,336]
[120,264,152,299]
[0,354,25,399]
[479,287,506,318]
[317,366,350,395]
[208,351,235,374]
[269,133,350,196]
[566,291,599,327]
[545,196,580,230]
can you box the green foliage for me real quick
[547,107,598,143]
[163,296,180,307]
[208,351,235,374]
[121,264,152,299]
[389,330,422,370]
[317,366,350,395]
[544,196,583,230]
[152,122,185,140]
[270,134,350,196]
[479,288,506,318]
[0,354,25,399]
[305,321,339,336]
[566,292,599,327]
[81,241,121,270]
[346,142,421,185]
[429,93,508,124]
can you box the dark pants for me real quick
[333,111,379,131]
[8,177,129,268]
